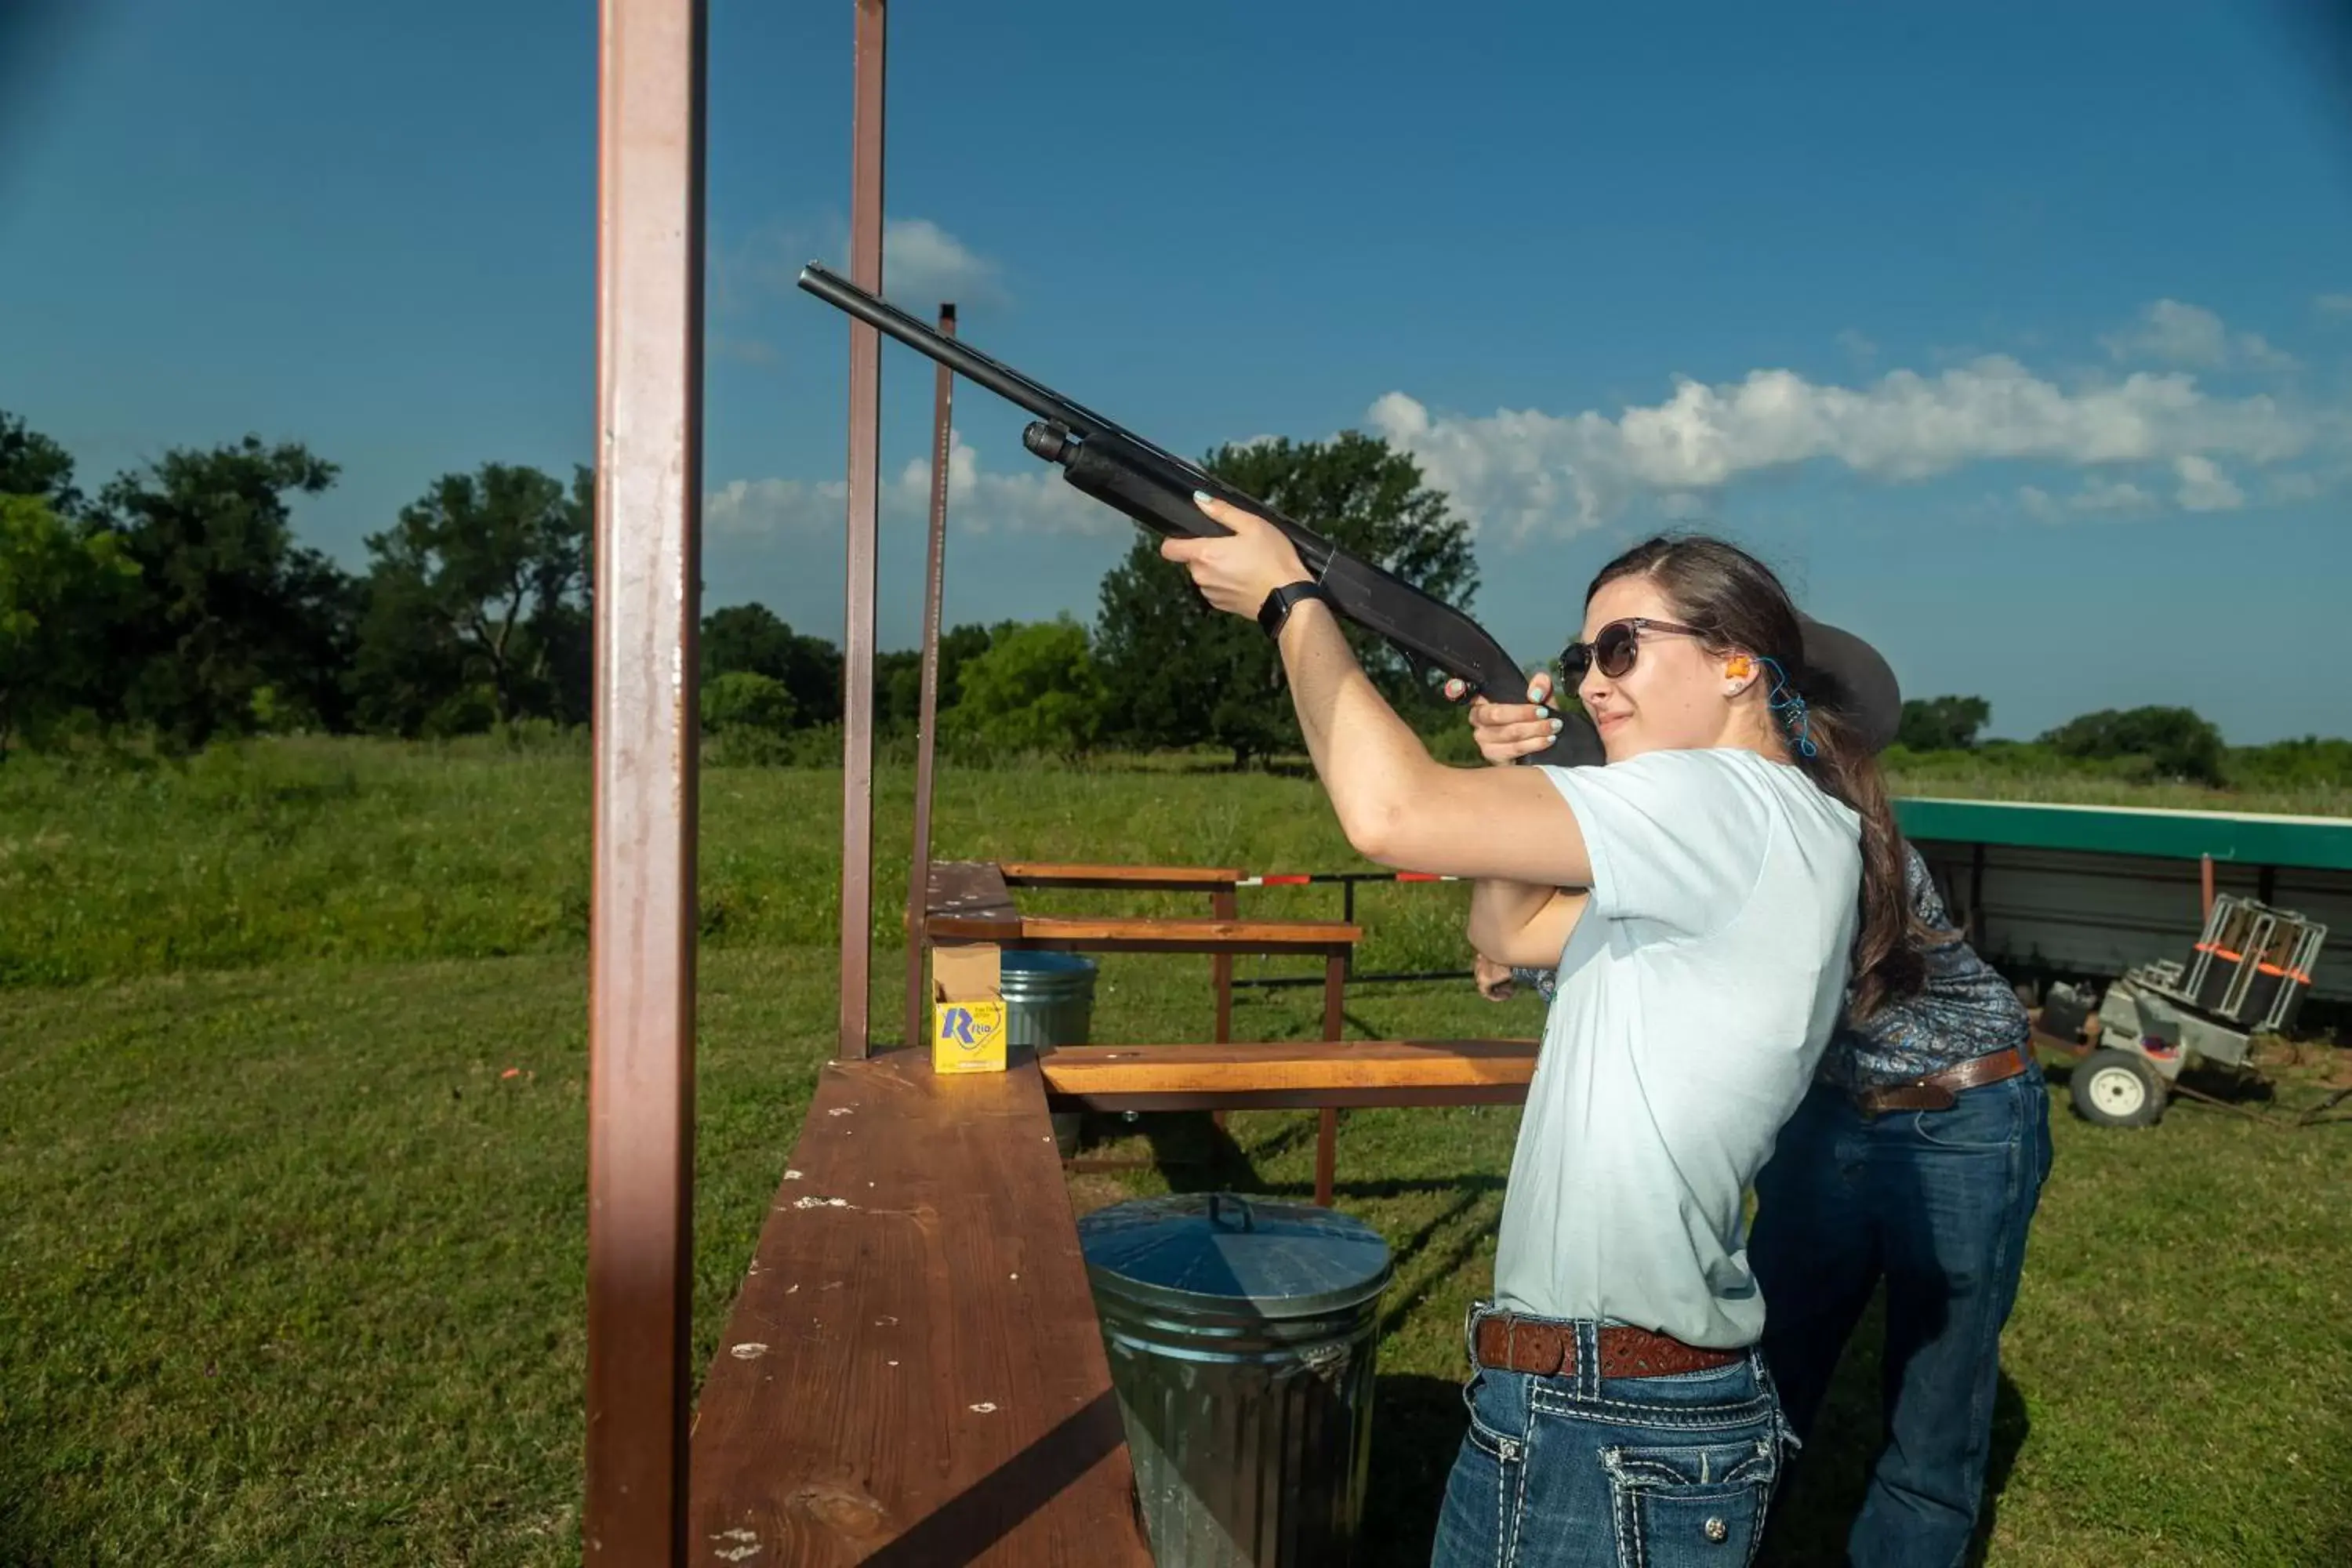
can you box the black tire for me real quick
[2070,1047,2166,1128]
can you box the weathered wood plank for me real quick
[687,1051,1152,1566]
[1040,1039,1541,1113]
[927,915,1362,955]
[925,860,1018,922]
[999,861,1243,891]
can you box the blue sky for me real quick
[5,0,2350,742]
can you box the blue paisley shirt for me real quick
[1509,843,2028,1092]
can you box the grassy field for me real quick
[4,739,2351,1566]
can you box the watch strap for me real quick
[1258,579,1330,637]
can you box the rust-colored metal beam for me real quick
[904,303,957,1050]
[837,0,887,1060]
[585,0,706,1560]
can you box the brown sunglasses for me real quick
[1558,617,1710,683]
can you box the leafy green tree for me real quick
[357,463,590,730]
[0,494,139,758]
[2227,735,2352,789]
[700,602,844,727]
[2,411,85,517]
[2039,705,2228,786]
[347,568,475,736]
[946,615,1108,758]
[1094,430,1478,767]
[701,669,798,734]
[1897,695,1992,752]
[95,437,356,748]
[880,621,1003,729]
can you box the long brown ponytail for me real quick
[1585,535,1926,1020]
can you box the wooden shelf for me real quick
[688,1049,1152,1565]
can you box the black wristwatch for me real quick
[1257,580,1331,638]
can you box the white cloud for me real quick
[880,218,1005,308]
[706,476,845,536]
[704,430,1118,541]
[711,296,2336,542]
[710,333,776,366]
[2101,298,2296,372]
[1835,328,1878,365]
[1368,351,2320,538]
[2172,454,2245,511]
[2317,293,2352,320]
[2017,476,2158,524]
[713,213,1006,312]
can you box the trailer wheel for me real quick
[2071,1048,2165,1128]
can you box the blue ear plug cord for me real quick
[1756,657,1817,758]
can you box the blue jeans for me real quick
[1430,1307,1796,1568]
[1747,1063,2054,1568]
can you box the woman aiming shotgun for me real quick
[1468,635,2049,1568]
[1162,495,1922,1568]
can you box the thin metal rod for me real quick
[586,0,706,1559]
[905,303,957,1049]
[837,0,886,1060]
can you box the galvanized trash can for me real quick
[1077,1193,1393,1566]
[998,949,1097,1156]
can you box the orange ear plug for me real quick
[1726,656,1752,681]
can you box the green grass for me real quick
[2,735,2342,993]
[3,738,2350,1565]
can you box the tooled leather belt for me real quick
[1849,1042,2032,1117]
[1472,1314,1745,1379]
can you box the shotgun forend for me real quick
[795,261,1602,769]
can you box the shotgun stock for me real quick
[796,262,1602,768]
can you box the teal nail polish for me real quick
[1550,718,1564,733]
[1192,489,1212,505]
[1535,706,1550,719]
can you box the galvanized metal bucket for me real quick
[999,949,1096,1154]
[1077,1192,1394,1566]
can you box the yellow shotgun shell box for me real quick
[929,943,1008,1074]
[932,997,1007,1073]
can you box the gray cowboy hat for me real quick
[1798,614,1903,756]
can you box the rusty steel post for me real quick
[903,303,957,1049]
[585,0,705,1560]
[837,0,887,1060]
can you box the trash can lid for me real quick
[1077,1193,1393,1320]
[1000,949,1095,973]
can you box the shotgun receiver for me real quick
[796,262,1602,769]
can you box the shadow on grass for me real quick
[1361,1374,1470,1568]
[0,1432,74,1568]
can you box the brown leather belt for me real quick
[1473,1314,1745,1379]
[1849,1043,2032,1117]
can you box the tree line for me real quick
[4,406,2342,788]
[0,409,1473,768]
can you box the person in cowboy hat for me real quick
[1164,506,1916,1568]
[1468,594,2053,1568]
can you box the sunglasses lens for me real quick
[1596,622,1639,677]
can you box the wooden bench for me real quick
[996,861,1246,1047]
[925,859,1367,1186]
[1041,1040,1541,1202]
[687,1048,1154,1566]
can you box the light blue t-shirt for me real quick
[1491,746,1862,1349]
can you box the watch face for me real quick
[1261,582,1323,636]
